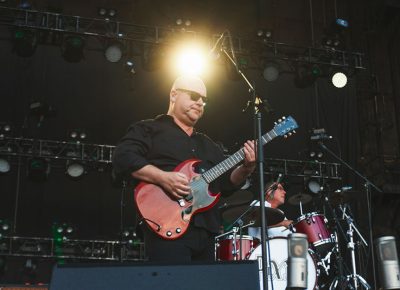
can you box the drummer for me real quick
[248,181,293,238]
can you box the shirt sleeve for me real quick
[112,121,153,178]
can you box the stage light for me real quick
[98,7,107,16]
[18,0,31,9]
[0,122,12,139]
[66,161,86,179]
[104,42,123,63]
[256,28,273,42]
[263,61,280,82]
[0,219,11,238]
[174,44,207,76]
[27,157,50,182]
[52,222,76,241]
[175,18,191,29]
[307,179,322,194]
[0,158,10,174]
[121,227,138,246]
[294,63,320,88]
[375,236,400,289]
[108,9,117,18]
[322,18,348,50]
[62,35,85,63]
[124,60,136,74]
[13,29,37,57]
[68,129,87,143]
[97,7,117,19]
[336,18,349,28]
[331,71,348,88]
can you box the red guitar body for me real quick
[134,159,220,240]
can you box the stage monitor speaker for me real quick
[49,261,260,290]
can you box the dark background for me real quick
[0,0,399,286]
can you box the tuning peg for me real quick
[274,122,277,125]
[293,130,296,134]
[284,135,288,138]
[288,132,292,136]
[282,116,286,120]
[278,118,282,123]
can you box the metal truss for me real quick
[0,6,365,69]
[263,158,341,180]
[0,137,114,164]
[0,137,341,180]
[0,236,146,261]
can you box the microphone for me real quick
[208,31,226,59]
[268,173,284,200]
[287,233,308,289]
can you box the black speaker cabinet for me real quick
[49,261,260,290]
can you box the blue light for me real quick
[336,18,349,28]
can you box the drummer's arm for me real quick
[268,219,293,229]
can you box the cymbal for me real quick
[222,205,285,227]
[250,207,286,227]
[328,190,360,205]
[288,193,312,206]
[219,190,254,211]
[220,190,254,206]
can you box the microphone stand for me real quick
[318,141,382,289]
[220,40,274,290]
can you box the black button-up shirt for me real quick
[112,114,238,233]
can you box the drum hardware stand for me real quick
[318,141,381,289]
[214,221,255,261]
[329,205,370,290]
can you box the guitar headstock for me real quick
[273,116,299,137]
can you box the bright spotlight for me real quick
[332,71,348,88]
[175,45,207,76]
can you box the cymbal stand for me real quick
[299,200,304,216]
[336,204,371,289]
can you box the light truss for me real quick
[0,137,114,164]
[0,236,146,261]
[0,6,365,69]
[0,137,341,180]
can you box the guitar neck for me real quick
[202,129,278,183]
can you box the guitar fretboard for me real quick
[202,130,278,183]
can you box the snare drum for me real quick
[294,212,335,253]
[248,237,318,290]
[215,235,259,261]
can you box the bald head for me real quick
[171,76,207,97]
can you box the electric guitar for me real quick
[134,116,299,240]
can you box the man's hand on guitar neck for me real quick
[131,164,190,200]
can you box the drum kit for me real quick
[215,188,371,290]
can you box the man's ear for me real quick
[170,90,177,103]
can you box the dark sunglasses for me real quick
[176,89,208,104]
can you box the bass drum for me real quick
[248,237,318,290]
